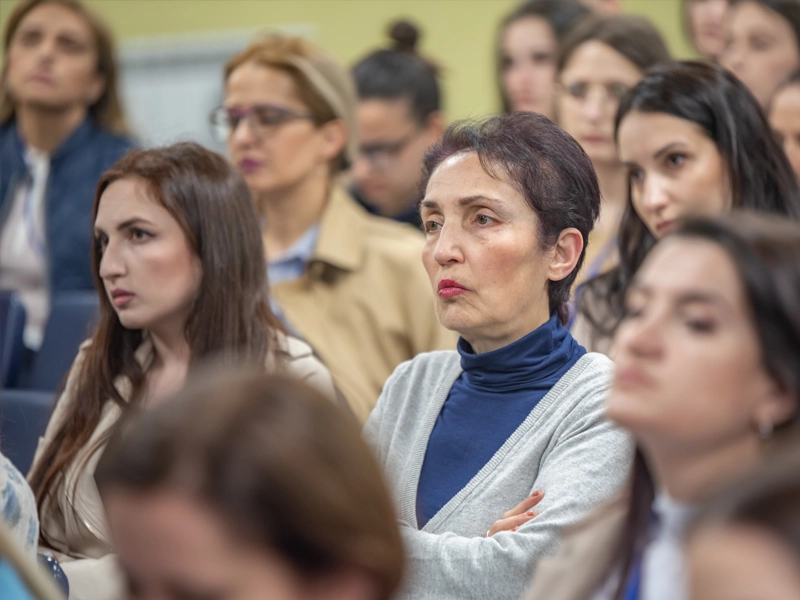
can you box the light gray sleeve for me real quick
[396,397,634,600]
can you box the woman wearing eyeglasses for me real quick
[555,15,669,289]
[212,35,454,422]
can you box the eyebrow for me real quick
[652,141,690,161]
[420,195,509,211]
[629,284,732,311]
[94,217,155,234]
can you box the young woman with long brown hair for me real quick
[527,213,800,600]
[27,142,334,600]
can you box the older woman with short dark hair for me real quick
[364,112,633,600]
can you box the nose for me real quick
[98,240,125,282]
[581,88,608,123]
[615,309,664,361]
[351,153,372,184]
[431,223,465,266]
[228,116,257,150]
[639,174,671,215]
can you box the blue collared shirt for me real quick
[267,223,320,285]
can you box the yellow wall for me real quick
[0,0,693,121]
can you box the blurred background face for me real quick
[94,178,202,335]
[617,110,730,239]
[420,152,550,351]
[500,16,558,118]
[4,2,104,113]
[721,1,800,107]
[224,62,334,199]
[351,98,441,217]
[770,83,800,180]
[689,525,800,600]
[607,237,776,451]
[687,0,730,59]
[106,488,315,600]
[557,41,642,167]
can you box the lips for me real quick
[614,366,656,390]
[656,220,677,236]
[238,158,264,174]
[110,289,134,308]
[438,279,467,299]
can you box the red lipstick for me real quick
[438,279,467,299]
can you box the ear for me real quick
[318,118,348,163]
[547,227,584,282]
[753,382,797,433]
[85,73,106,107]
[425,111,446,141]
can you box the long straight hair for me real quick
[0,0,129,134]
[577,61,800,349]
[28,143,284,539]
[602,213,800,599]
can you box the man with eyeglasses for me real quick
[350,29,445,229]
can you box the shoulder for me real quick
[274,333,337,400]
[559,352,614,397]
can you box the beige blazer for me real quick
[524,499,627,600]
[271,184,456,423]
[28,332,334,600]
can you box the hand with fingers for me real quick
[486,490,544,537]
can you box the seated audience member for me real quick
[0,451,37,557]
[0,0,134,350]
[574,61,800,353]
[555,14,670,289]
[214,34,454,421]
[0,520,62,600]
[351,20,444,227]
[96,370,403,600]
[27,143,334,600]
[683,0,730,61]
[721,0,800,109]
[688,441,800,600]
[364,112,633,600]
[526,213,800,600]
[497,0,590,120]
[769,69,800,180]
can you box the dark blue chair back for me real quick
[0,388,54,474]
[0,291,27,388]
[26,292,99,392]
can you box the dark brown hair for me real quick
[578,61,800,350]
[29,142,284,538]
[603,213,800,600]
[96,370,404,600]
[420,112,601,325]
[556,13,670,74]
[1,0,129,134]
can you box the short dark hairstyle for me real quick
[557,13,670,74]
[578,61,800,349]
[420,112,601,324]
[352,20,440,125]
[497,0,591,112]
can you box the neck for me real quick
[593,161,628,231]
[465,310,551,354]
[148,326,191,374]
[259,167,331,259]
[16,103,87,154]
[642,435,761,503]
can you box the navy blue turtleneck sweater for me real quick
[415,314,586,528]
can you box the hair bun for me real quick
[389,20,420,53]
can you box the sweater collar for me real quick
[457,313,583,392]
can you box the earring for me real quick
[759,419,774,440]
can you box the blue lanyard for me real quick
[623,554,643,600]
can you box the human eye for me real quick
[424,220,442,234]
[253,106,287,127]
[751,35,772,52]
[565,82,588,100]
[95,233,109,253]
[627,167,645,184]
[17,29,41,47]
[665,153,687,169]
[129,228,153,242]
[609,83,630,101]
[476,214,495,226]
